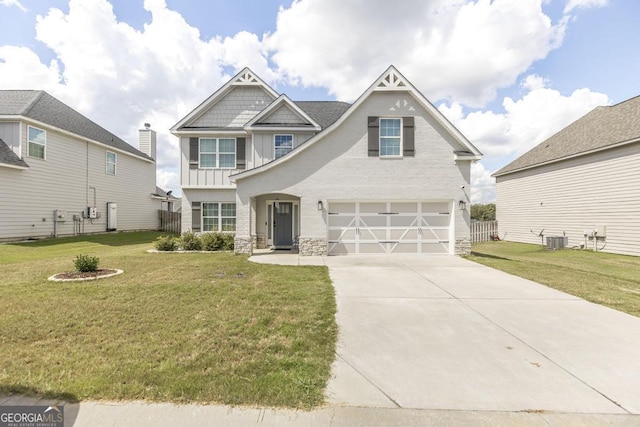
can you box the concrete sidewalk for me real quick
[1,395,638,426]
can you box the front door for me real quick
[274,202,293,247]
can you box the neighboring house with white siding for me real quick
[172,66,482,256]
[0,90,162,240]
[493,95,640,256]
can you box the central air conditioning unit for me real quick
[546,236,568,251]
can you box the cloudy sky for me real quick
[1,0,638,203]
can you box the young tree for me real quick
[470,203,496,221]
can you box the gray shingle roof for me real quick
[0,90,152,161]
[0,138,29,168]
[294,101,351,129]
[494,96,640,176]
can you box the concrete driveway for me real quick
[321,254,640,415]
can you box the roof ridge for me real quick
[20,90,44,116]
[609,94,640,108]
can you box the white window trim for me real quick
[106,150,117,175]
[202,202,236,232]
[274,134,294,159]
[379,118,403,158]
[199,137,237,169]
[27,125,46,160]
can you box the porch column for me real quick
[234,192,254,255]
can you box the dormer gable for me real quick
[244,94,321,131]
[171,67,279,132]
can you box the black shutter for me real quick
[367,116,379,157]
[191,202,201,232]
[236,137,246,170]
[403,117,415,157]
[189,137,199,169]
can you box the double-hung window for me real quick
[379,118,402,157]
[274,134,293,159]
[28,126,46,159]
[202,202,236,232]
[106,151,117,175]
[199,138,236,168]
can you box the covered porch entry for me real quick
[254,194,300,250]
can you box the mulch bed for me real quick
[50,269,119,281]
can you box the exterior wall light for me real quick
[317,200,323,211]
[458,200,467,210]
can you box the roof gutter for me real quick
[492,136,640,177]
[16,116,155,163]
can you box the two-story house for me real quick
[0,90,162,240]
[171,66,482,256]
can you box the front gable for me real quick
[171,68,279,131]
[232,66,481,181]
[244,94,321,131]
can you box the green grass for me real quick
[467,241,640,317]
[0,232,337,408]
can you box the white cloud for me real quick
[0,0,257,195]
[0,46,61,88]
[0,0,26,12]
[440,77,609,202]
[267,0,567,106]
[564,0,608,14]
[471,162,496,204]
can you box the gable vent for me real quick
[378,70,407,89]
[234,70,261,85]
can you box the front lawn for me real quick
[468,241,640,317]
[0,232,337,408]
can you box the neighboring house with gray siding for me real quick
[493,95,640,256]
[172,66,482,256]
[0,90,161,240]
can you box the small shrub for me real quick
[180,231,202,251]
[200,232,224,251]
[221,233,235,250]
[74,254,100,272]
[154,235,178,251]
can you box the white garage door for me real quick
[328,201,451,255]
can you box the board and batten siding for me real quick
[235,91,472,248]
[496,142,640,256]
[0,121,158,240]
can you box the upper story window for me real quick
[379,118,402,157]
[28,126,46,159]
[106,151,117,175]
[274,134,293,159]
[199,138,236,169]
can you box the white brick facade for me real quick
[172,67,481,255]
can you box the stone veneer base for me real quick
[234,236,254,255]
[299,237,327,256]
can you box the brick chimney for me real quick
[138,123,156,160]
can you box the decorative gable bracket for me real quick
[233,70,263,86]
[375,69,408,91]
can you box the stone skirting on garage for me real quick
[455,237,471,255]
[299,237,327,256]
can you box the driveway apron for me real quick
[324,255,640,414]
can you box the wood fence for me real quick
[471,220,498,243]
[159,210,181,234]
